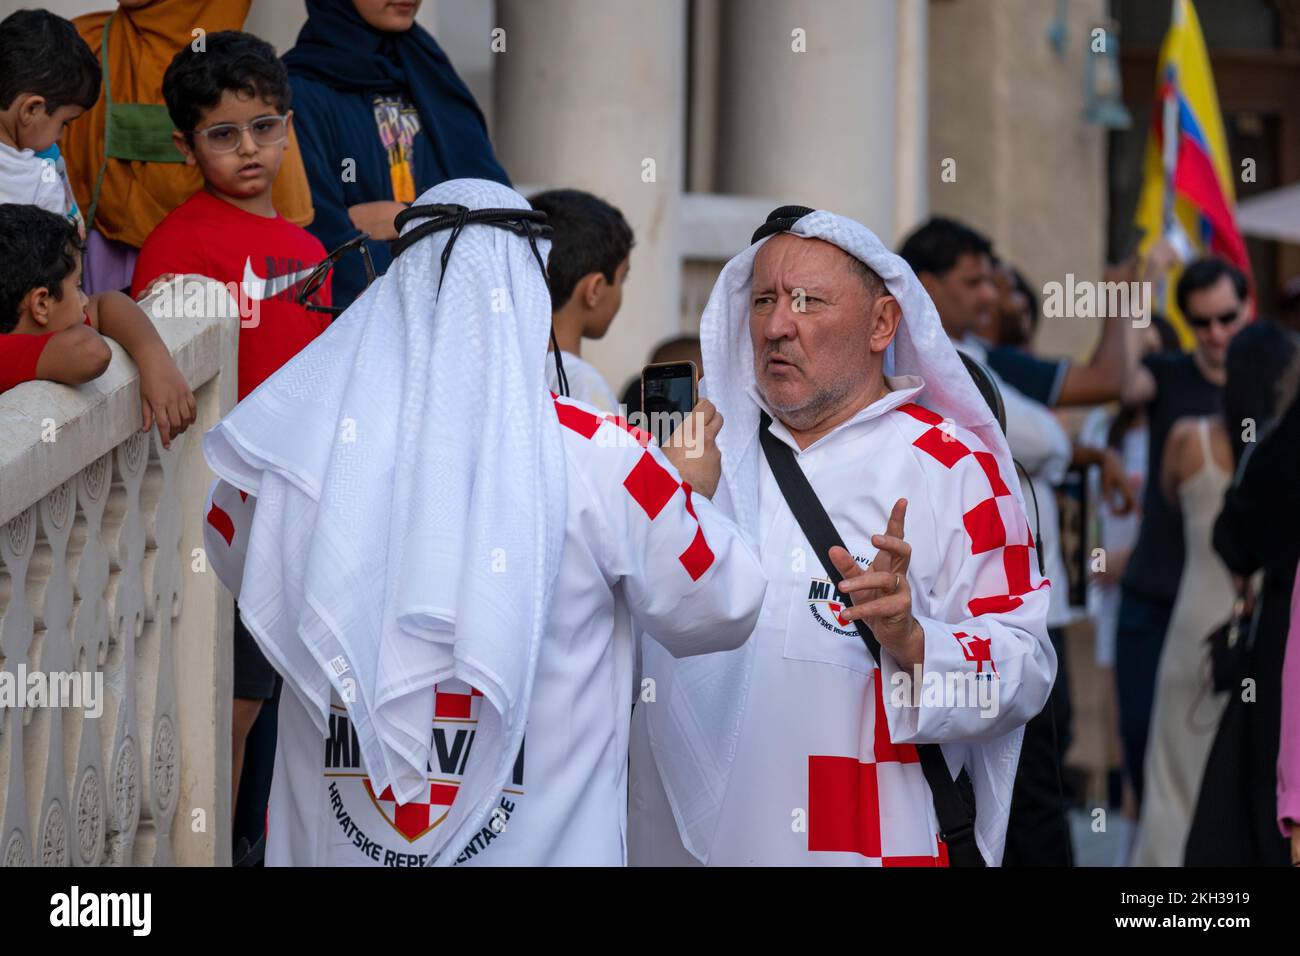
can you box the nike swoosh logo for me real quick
[241,257,319,302]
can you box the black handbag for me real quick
[1206,585,1254,695]
[758,413,985,867]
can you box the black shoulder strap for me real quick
[757,412,985,867]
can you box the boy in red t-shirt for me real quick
[132,31,332,404]
[131,32,333,839]
[0,203,195,446]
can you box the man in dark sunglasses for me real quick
[1114,255,1249,811]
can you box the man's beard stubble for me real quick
[754,347,858,432]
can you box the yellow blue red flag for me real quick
[1134,0,1252,347]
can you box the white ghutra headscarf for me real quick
[644,209,1029,864]
[202,178,567,864]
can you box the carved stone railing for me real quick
[0,281,237,866]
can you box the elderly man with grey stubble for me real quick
[631,206,1055,867]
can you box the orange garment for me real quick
[62,0,313,249]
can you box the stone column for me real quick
[171,332,237,866]
[715,0,909,239]
[494,0,687,398]
[928,0,1107,360]
[893,0,929,243]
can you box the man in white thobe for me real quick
[202,179,766,867]
[631,207,1056,866]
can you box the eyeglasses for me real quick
[296,233,376,317]
[191,115,289,153]
[1186,307,1241,330]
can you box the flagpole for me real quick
[1158,0,1183,321]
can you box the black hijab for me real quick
[283,0,509,184]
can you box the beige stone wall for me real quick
[928,0,1109,361]
[494,0,687,397]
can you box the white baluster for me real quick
[102,432,148,865]
[30,481,77,866]
[70,454,111,866]
[0,508,36,867]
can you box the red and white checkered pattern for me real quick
[364,778,459,841]
[553,393,715,581]
[363,679,483,841]
[897,402,1047,618]
[433,679,484,719]
[206,486,249,546]
[953,631,998,675]
[808,670,948,866]
[798,402,1048,865]
[203,480,255,596]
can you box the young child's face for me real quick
[179,91,289,202]
[583,256,630,340]
[33,248,90,333]
[12,95,86,152]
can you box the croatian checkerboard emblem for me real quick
[806,551,872,636]
[328,680,488,842]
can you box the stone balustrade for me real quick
[0,280,237,867]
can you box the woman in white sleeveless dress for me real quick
[1133,417,1234,865]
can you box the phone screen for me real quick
[641,361,697,446]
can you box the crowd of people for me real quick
[893,218,1300,868]
[1,0,1297,869]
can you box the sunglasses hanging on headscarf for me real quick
[296,233,377,316]
[391,203,570,397]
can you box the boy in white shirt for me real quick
[0,10,99,235]
[531,188,631,412]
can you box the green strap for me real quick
[84,10,116,232]
[84,12,187,231]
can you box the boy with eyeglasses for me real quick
[131,31,333,844]
[1114,255,1250,811]
[132,30,331,405]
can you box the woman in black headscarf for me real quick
[284,0,509,309]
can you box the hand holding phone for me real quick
[641,361,698,447]
[641,360,722,498]
[660,399,723,499]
